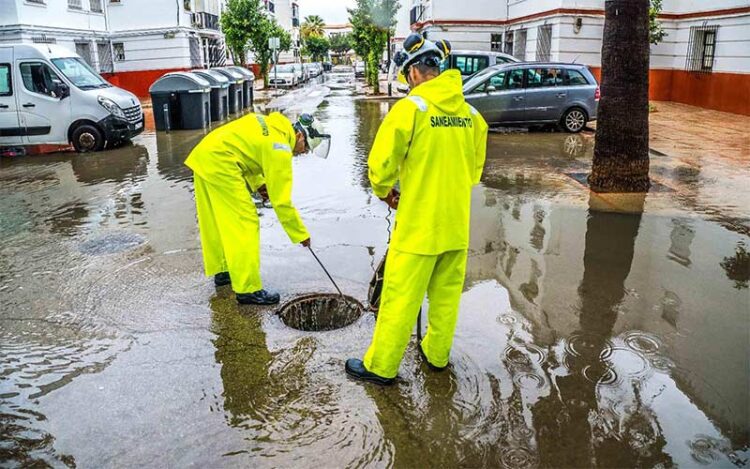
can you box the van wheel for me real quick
[72,124,105,152]
[561,107,587,133]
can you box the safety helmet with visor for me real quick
[293,113,332,159]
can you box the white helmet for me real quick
[393,33,451,84]
[293,113,331,159]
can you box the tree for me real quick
[348,0,399,94]
[252,20,292,88]
[302,35,331,62]
[649,0,667,45]
[330,33,353,56]
[301,15,326,40]
[221,0,264,67]
[221,0,291,87]
[588,0,651,193]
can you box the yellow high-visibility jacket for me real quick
[185,112,309,244]
[368,69,488,255]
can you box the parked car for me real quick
[354,61,365,78]
[269,64,299,87]
[463,62,599,132]
[0,43,144,153]
[442,50,519,81]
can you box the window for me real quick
[90,0,103,12]
[97,41,113,73]
[184,0,191,11]
[536,25,552,62]
[490,34,502,53]
[566,69,589,86]
[504,32,514,56]
[75,42,93,66]
[68,0,83,9]
[109,0,121,3]
[526,68,563,88]
[474,71,507,93]
[0,64,12,96]
[514,29,527,60]
[20,62,64,98]
[686,25,718,72]
[27,0,46,4]
[507,68,524,89]
[113,43,125,62]
[453,55,489,76]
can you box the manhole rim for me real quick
[276,292,366,332]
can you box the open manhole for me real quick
[278,293,364,331]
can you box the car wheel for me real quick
[561,107,587,133]
[71,124,105,152]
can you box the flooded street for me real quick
[1,76,748,468]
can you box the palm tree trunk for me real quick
[588,0,651,193]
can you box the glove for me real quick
[380,188,400,210]
[257,184,269,202]
[300,238,311,247]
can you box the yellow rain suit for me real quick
[185,112,309,294]
[364,69,488,378]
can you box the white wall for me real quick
[428,0,505,21]
[109,33,194,72]
[1,0,107,33]
[108,0,190,32]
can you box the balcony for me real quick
[191,12,220,31]
[292,17,300,27]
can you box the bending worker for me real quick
[346,34,488,385]
[185,112,330,305]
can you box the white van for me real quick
[0,43,144,153]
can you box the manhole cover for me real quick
[278,293,364,331]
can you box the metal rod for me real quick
[307,246,344,297]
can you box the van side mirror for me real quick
[56,83,70,99]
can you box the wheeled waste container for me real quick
[149,72,211,131]
[227,66,255,108]
[191,69,230,122]
[213,68,244,114]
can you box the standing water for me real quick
[1,76,748,467]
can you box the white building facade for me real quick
[0,0,228,96]
[404,0,750,115]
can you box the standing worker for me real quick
[185,112,330,305]
[345,34,488,385]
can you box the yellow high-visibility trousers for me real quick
[364,248,468,378]
[193,175,262,294]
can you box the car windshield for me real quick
[273,65,294,73]
[51,57,110,90]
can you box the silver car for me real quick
[463,63,599,132]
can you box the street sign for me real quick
[269,37,280,50]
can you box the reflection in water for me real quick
[70,143,149,185]
[720,244,749,290]
[668,217,695,267]
[532,195,674,468]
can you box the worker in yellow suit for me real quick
[346,34,488,384]
[185,112,330,305]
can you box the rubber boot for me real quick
[345,358,395,385]
[214,272,231,287]
[236,289,280,305]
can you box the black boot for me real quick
[344,358,395,385]
[214,272,231,287]
[418,343,448,372]
[236,289,280,305]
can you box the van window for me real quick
[566,69,589,86]
[527,68,564,88]
[0,64,11,96]
[453,55,489,75]
[20,62,64,98]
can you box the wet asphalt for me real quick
[1,72,749,468]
